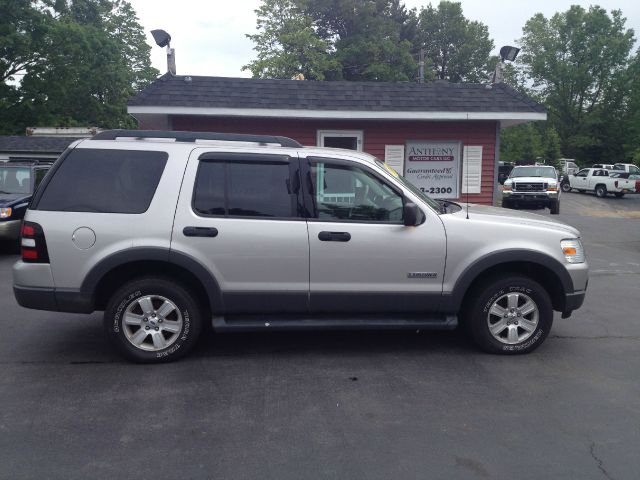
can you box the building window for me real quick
[317,130,363,152]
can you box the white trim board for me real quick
[129,106,546,122]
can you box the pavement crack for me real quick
[589,441,614,480]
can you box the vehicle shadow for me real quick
[25,319,476,365]
[191,328,475,360]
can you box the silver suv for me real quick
[13,130,589,362]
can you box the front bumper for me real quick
[0,220,21,240]
[503,191,558,204]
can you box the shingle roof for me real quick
[129,74,545,114]
[0,136,83,153]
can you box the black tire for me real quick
[465,275,553,355]
[614,192,625,198]
[104,277,203,363]
[595,184,607,198]
[549,200,560,215]
[501,199,511,209]
[561,182,572,193]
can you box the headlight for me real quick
[561,238,585,263]
[503,183,512,192]
[0,208,12,219]
[547,182,558,191]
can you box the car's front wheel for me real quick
[104,277,203,363]
[595,185,607,198]
[549,200,560,215]
[466,276,553,354]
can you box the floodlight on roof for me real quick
[151,29,171,48]
[150,29,176,75]
[499,46,521,63]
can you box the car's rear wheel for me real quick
[561,182,572,193]
[595,185,607,198]
[104,277,203,363]
[465,276,553,354]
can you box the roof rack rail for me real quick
[92,130,303,148]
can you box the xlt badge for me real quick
[407,272,438,279]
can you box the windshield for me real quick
[510,166,557,178]
[0,167,31,194]
[374,159,441,211]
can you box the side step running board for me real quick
[212,314,457,332]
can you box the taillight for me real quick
[21,221,50,263]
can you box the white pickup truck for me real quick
[561,168,636,197]
[612,163,640,174]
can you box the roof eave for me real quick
[128,105,546,122]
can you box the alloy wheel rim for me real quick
[486,292,539,345]
[122,295,183,351]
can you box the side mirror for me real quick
[403,202,420,226]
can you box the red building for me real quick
[128,75,546,205]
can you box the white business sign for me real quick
[404,141,461,199]
[384,145,405,174]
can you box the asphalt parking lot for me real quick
[1,192,639,480]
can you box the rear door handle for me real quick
[183,226,218,237]
[318,231,351,242]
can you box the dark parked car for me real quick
[0,161,52,243]
[498,162,514,184]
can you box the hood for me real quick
[0,193,30,207]
[450,203,580,237]
[505,176,557,184]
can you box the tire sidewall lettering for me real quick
[502,329,544,352]
[112,290,142,333]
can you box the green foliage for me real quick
[244,0,420,82]
[623,54,640,165]
[500,123,562,169]
[244,0,340,80]
[0,0,158,134]
[517,5,635,164]
[417,1,494,82]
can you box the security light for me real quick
[499,46,520,63]
[150,29,176,76]
[151,29,171,48]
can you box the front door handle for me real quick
[183,226,218,237]
[318,231,351,242]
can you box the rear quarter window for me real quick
[34,148,168,213]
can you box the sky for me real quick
[127,0,640,78]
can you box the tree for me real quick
[0,0,158,134]
[244,0,420,82]
[517,6,635,164]
[0,0,51,83]
[500,123,562,168]
[623,53,640,165]
[500,123,543,164]
[243,0,340,80]
[417,1,493,82]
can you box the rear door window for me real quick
[35,149,167,213]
